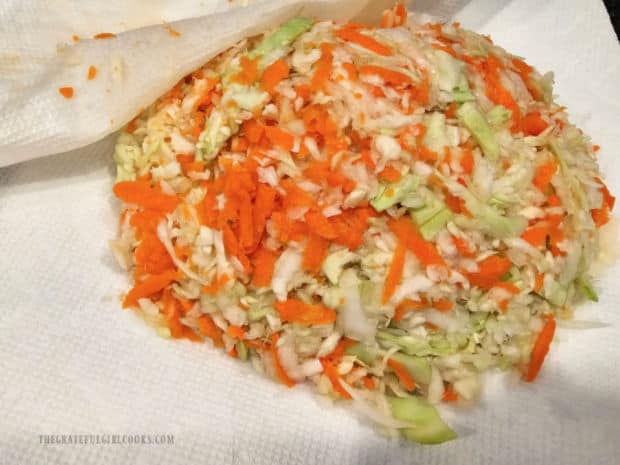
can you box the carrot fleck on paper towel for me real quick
[164,24,181,37]
[58,87,73,99]
[72,34,79,42]
[87,66,97,80]
[93,32,117,39]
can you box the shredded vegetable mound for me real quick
[110,5,615,444]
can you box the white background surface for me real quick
[1,1,619,464]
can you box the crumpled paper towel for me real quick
[1,0,619,464]
[0,0,430,167]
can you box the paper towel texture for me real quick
[1,1,619,464]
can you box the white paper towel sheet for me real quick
[1,1,620,464]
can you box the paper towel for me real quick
[1,1,619,464]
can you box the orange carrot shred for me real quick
[522,112,548,136]
[251,247,278,288]
[93,32,116,39]
[58,87,73,99]
[260,59,289,93]
[382,241,406,304]
[525,314,556,382]
[264,125,295,151]
[122,269,181,308]
[113,181,180,212]
[378,165,401,183]
[197,315,223,346]
[304,210,338,239]
[233,55,259,85]
[335,28,392,56]
[393,298,428,322]
[467,255,512,290]
[302,234,329,274]
[311,43,334,91]
[72,34,79,42]
[387,359,416,391]
[533,160,558,191]
[460,147,474,174]
[320,359,352,399]
[275,299,337,325]
[226,325,246,339]
[442,385,459,402]
[432,299,454,312]
[388,217,445,267]
[87,65,97,80]
[271,333,296,387]
[534,274,545,293]
[359,64,412,86]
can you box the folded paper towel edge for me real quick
[0,0,465,168]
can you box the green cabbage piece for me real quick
[388,396,457,444]
[457,102,499,161]
[370,175,419,212]
[249,17,313,58]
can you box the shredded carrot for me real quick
[302,234,329,274]
[72,34,79,42]
[243,119,265,144]
[362,376,377,390]
[525,314,556,382]
[378,165,401,183]
[322,338,356,363]
[122,269,181,308]
[342,62,358,81]
[467,255,512,290]
[445,101,457,119]
[93,32,116,39]
[311,43,334,91]
[479,54,521,130]
[251,246,278,287]
[459,147,474,174]
[58,87,73,99]
[264,125,295,151]
[388,217,445,267]
[393,298,428,321]
[87,65,97,80]
[113,180,180,212]
[226,325,246,339]
[382,241,406,304]
[275,299,337,325]
[534,274,545,293]
[533,160,558,191]
[271,333,296,387]
[201,273,230,295]
[387,359,416,391]
[197,315,224,346]
[452,235,475,257]
[304,210,338,239]
[432,299,454,312]
[442,385,459,402]
[511,57,542,101]
[233,55,259,85]
[281,180,315,208]
[320,359,352,399]
[134,232,174,275]
[359,64,412,86]
[521,225,548,247]
[260,59,289,93]
[522,112,548,136]
[335,28,392,56]
[591,207,610,228]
